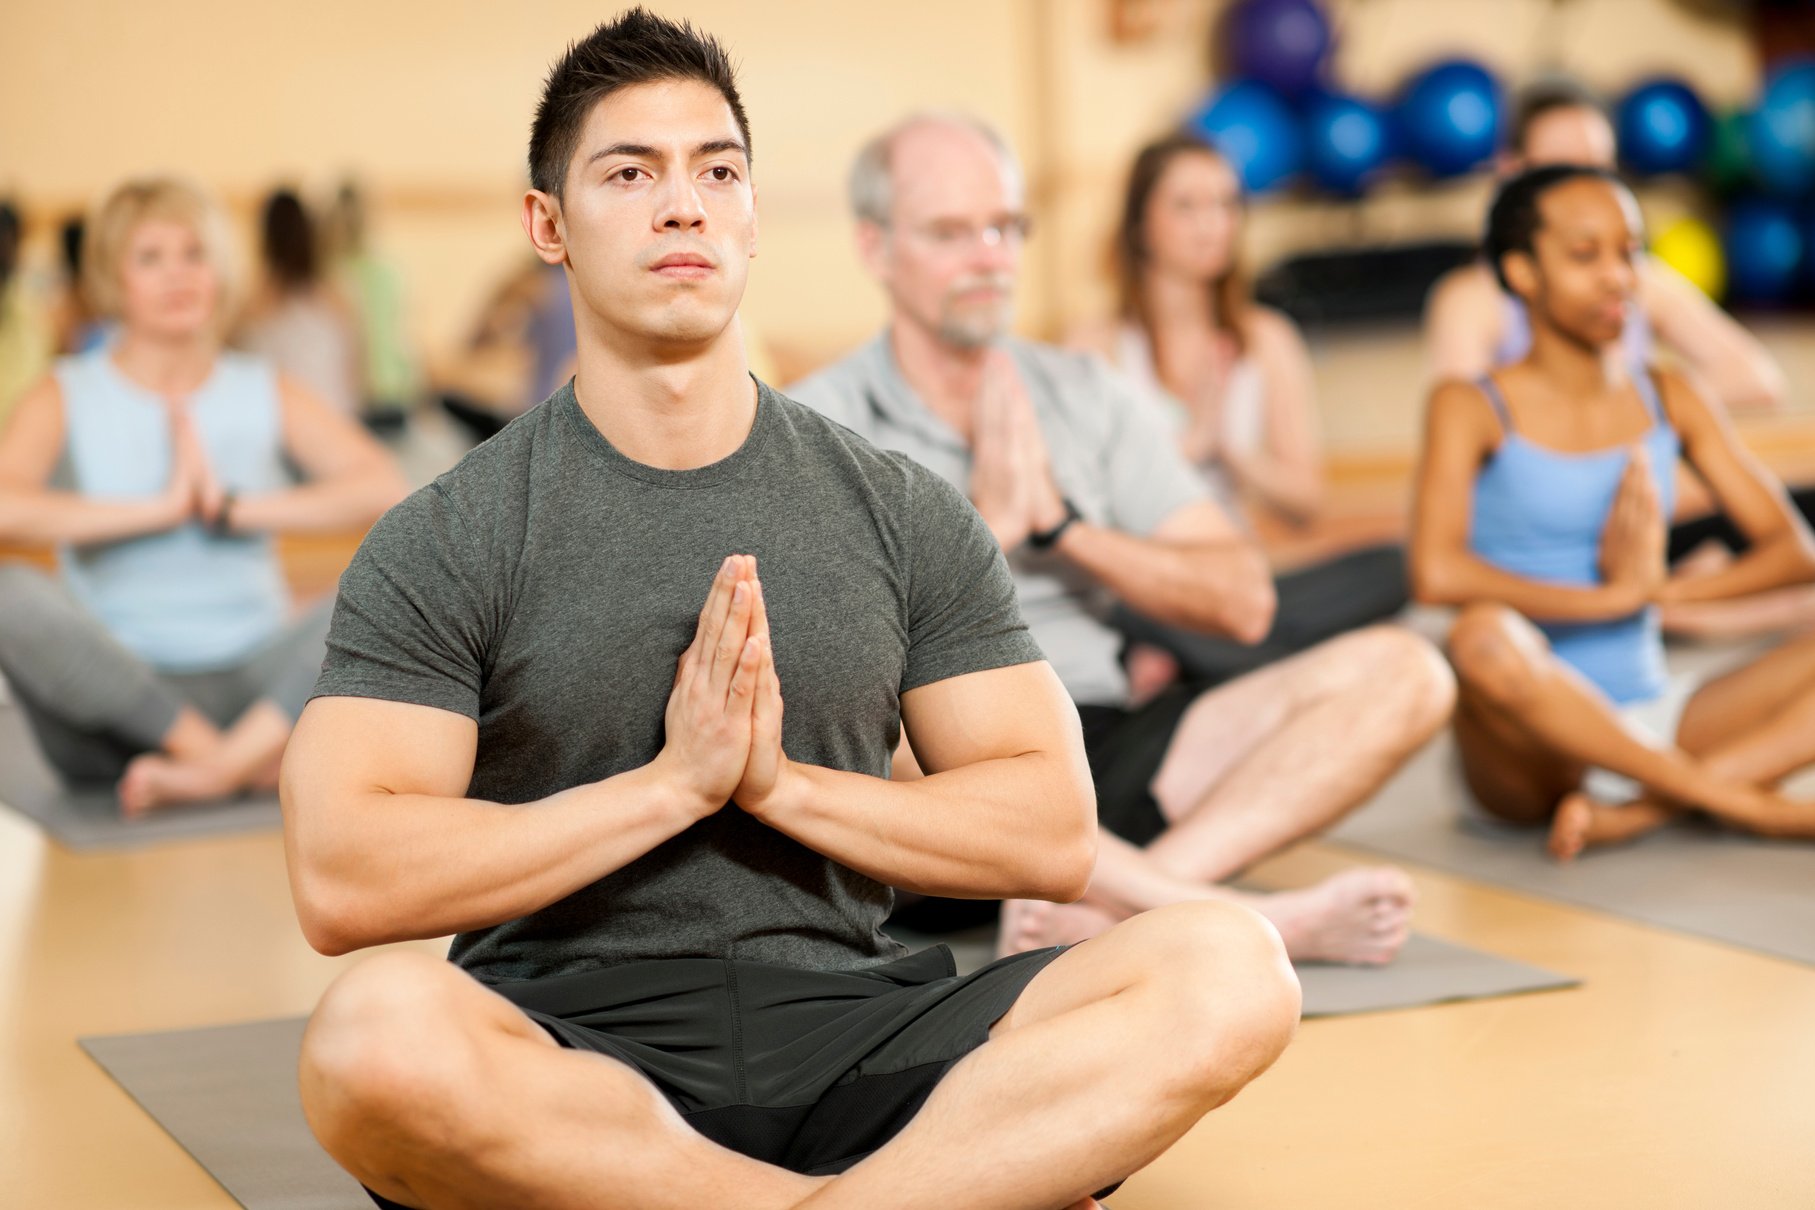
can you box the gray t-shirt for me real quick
[311,379,1043,984]
[790,335,1209,707]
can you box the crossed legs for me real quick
[1003,626,1456,965]
[300,901,1300,1210]
[1445,602,1815,859]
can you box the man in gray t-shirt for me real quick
[792,112,1456,968]
[283,16,1299,1210]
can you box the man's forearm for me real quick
[745,751,1095,902]
[1052,521,1275,641]
[285,762,704,954]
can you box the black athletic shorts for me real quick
[1077,684,1197,848]
[364,944,1125,1206]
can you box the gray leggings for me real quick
[0,562,331,784]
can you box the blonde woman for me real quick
[0,177,406,815]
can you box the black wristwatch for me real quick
[1028,497,1081,551]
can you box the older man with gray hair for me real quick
[792,112,1456,962]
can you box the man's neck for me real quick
[110,330,218,398]
[571,316,757,471]
[888,317,990,442]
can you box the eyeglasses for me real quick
[902,214,1033,252]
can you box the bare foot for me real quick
[1255,867,1415,966]
[117,754,239,817]
[1547,791,1674,861]
[997,897,1123,957]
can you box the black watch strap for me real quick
[1028,497,1081,550]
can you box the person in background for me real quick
[1414,165,1815,859]
[793,112,1456,964]
[239,188,363,416]
[323,181,419,428]
[0,177,406,814]
[1425,76,1815,641]
[0,201,51,430]
[1076,131,1409,693]
[50,215,110,356]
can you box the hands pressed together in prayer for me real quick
[966,350,1070,551]
[1598,446,1668,608]
[157,401,234,533]
[653,554,795,821]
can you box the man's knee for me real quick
[1128,902,1301,1086]
[300,951,479,1138]
[1446,603,1541,706]
[1351,625,1457,734]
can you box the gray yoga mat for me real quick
[888,924,1577,1018]
[83,935,1573,1209]
[1328,731,1815,966]
[0,704,280,850]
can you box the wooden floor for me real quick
[8,324,1815,1206]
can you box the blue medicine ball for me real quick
[1188,81,1305,193]
[1723,197,1804,303]
[1396,60,1504,178]
[1225,0,1333,99]
[1749,60,1815,199]
[1617,78,1712,175]
[1303,91,1391,195]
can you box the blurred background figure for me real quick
[238,187,362,417]
[0,177,406,815]
[49,215,109,356]
[323,180,420,430]
[433,258,573,444]
[0,201,51,431]
[1077,131,1407,695]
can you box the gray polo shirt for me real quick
[791,334,1208,707]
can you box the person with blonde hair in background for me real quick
[0,176,406,814]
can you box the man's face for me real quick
[535,79,757,351]
[860,122,1025,350]
[1517,105,1617,170]
[1519,178,1644,348]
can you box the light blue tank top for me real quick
[53,349,291,672]
[1497,292,1654,370]
[1468,373,1678,705]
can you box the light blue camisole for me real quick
[52,349,291,672]
[1467,373,1678,705]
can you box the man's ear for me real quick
[522,190,567,266]
[855,219,889,280]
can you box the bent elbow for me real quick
[1409,551,1457,606]
[291,872,374,957]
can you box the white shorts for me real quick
[1580,672,1702,804]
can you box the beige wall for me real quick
[1,0,1760,375]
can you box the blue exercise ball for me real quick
[1749,60,1815,198]
[1188,81,1305,193]
[1225,0,1333,99]
[1617,78,1712,175]
[1722,197,1804,303]
[1303,91,1391,195]
[1396,60,1504,178]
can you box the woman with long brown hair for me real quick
[1079,130,1407,688]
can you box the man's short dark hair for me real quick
[1511,78,1606,155]
[529,8,752,199]
[1484,164,1627,292]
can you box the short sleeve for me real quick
[309,484,491,719]
[899,460,1046,692]
[1093,359,1210,536]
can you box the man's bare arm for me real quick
[1049,498,1276,641]
[732,577,1094,902]
[282,556,765,955]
